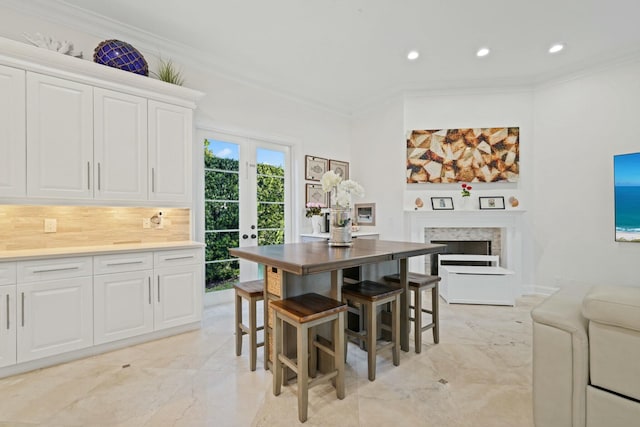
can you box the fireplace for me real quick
[404,209,524,295]
[429,240,491,275]
[424,227,502,275]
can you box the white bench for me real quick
[438,254,515,306]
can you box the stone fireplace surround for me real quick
[405,210,525,296]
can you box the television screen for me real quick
[614,152,640,242]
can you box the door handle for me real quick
[5,294,9,330]
[242,234,249,240]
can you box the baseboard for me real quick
[522,284,559,296]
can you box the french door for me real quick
[200,129,291,292]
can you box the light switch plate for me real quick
[44,218,57,233]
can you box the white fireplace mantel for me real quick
[404,209,526,296]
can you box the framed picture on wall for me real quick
[431,197,454,210]
[305,156,328,181]
[479,196,506,210]
[354,203,376,225]
[306,183,328,206]
[329,159,349,179]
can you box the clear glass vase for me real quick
[329,208,352,246]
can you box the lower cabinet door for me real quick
[0,285,16,367]
[17,277,93,363]
[94,270,153,345]
[154,265,202,331]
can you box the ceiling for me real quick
[12,0,640,114]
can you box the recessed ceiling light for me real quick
[407,50,419,61]
[476,47,490,57]
[549,43,565,54]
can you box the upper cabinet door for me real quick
[0,65,26,197]
[148,100,192,203]
[26,72,93,199]
[94,88,148,201]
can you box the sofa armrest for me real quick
[582,285,640,332]
[531,286,591,427]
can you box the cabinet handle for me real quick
[98,162,101,190]
[164,255,194,261]
[148,277,151,305]
[5,294,9,330]
[151,168,155,192]
[21,292,24,327]
[32,266,79,274]
[87,161,91,190]
[157,275,160,303]
[105,260,144,266]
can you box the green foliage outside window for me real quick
[204,140,285,292]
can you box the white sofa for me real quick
[531,285,640,427]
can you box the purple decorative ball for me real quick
[93,39,148,76]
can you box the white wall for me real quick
[0,5,352,239]
[533,59,640,289]
[350,97,405,239]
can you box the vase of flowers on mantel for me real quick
[305,202,324,234]
[460,182,473,210]
[321,171,365,246]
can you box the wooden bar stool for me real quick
[384,272,441,353]
[234,280,265,371]
[270,293,347,423]
[342,280,403,381]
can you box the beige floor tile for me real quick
[0,294,544,426]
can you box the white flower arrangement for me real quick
[320,170,365,209]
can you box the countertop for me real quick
[0,241,204,262]
[299,231,379,239]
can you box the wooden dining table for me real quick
[229,238,445,364]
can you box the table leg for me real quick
[330,269,343,300]
[399,258,409,351]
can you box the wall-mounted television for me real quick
[614,152,640,242]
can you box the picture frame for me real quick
[305,156,328,181]
[329,159,349,180]
[479,196,506,210]
[354,203,376,226]
[431,197,454,210]
[305,183,328,206]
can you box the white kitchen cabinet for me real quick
[0,65,26,197]
[93,252,154,345]
[153,249,203,330]
[16,257,93,363]
[0,282,16,368]
[154,264,202,330]
[94,270,153,345]
[0,262,17,368]
[26,72,93,199]
[94,88,148,201]
[148,100,193,203]
[17,276,93,363]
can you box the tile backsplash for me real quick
[0,205,191,251]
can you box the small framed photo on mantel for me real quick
[305,156,328,181]
[479,196,506,210]
[431,197,454,210]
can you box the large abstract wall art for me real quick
[406,127,520,183]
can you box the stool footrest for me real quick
[308,370,338,388]
[313,340,335,357]
[278,354,299,374]
[421,323,435,332]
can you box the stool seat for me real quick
[234,279,265,298]
[384,273,440,352]
[270,293,347,323]
[342,280,403,301]
[234,280,265,371]
[271,293,347,423]
[342,280,402,381]
[384,273,441,289]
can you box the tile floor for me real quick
[0,294,545,426]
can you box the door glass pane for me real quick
[256,148,285,246]
[204,139,240,292]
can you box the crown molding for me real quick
[1,0,353,117]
